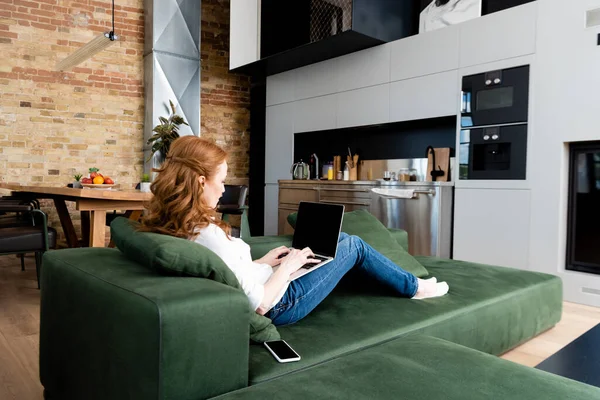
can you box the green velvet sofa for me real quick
[39,227,600,399]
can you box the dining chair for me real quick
[217,185,250,238]
[0,203,57,288]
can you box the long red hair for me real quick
[140,136,231,239]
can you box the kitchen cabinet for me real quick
[265,184,280,236]
[266,70,296,106]
[390,25,459,82]
[278,207,297,236]
[277,182,319,235]
[293,95,337,133]
[459,2,537,68]
[229,0,260,70]
[277,181,374,235]
[233,0,416,76]
[336,84,389,129]
[453,188,531,269]
[278,184,319,205]
[294,59,338,100]
[389,70,458,123]
[265,103,294,184]
[335,44,391,92]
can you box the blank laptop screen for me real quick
[292,202,344,257]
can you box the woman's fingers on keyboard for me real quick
[301,247,314,257]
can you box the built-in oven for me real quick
[459,125,527,180]
[461,65,530,128]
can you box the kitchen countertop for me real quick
[278,180,455,187]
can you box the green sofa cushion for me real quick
[287,209,429,277]
[217,335,600,400]
[248,256,562,384]
[110,217,280,343]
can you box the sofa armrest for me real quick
[244,235,293,260]
[40,248,250,400]
[387,228,409,251]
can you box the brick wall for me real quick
[0,0,251,242]
[201,0,251,184]
[0,0,145,186]
[0,0,145,236]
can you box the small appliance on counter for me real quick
[291,160,309,180]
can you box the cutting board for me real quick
[426,147,451,182]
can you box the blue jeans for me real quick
[266,233,419,326]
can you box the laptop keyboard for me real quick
[301,255,330,269]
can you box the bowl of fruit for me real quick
[80,167,116,189]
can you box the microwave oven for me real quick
[461,65,530,128]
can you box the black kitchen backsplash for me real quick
[293,116,456,164]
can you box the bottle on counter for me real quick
[343,162,350,181]
[327,164,334,180]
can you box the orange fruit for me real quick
[93,176,104,184]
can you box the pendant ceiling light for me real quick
[56,0,118,71]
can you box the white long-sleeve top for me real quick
[193,223,289,311]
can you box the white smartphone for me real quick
[264,340,301,363]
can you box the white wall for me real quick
[528,0,600,306]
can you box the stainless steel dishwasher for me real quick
[369,181,454,258]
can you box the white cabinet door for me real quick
[335,44,391,92]
[266,70,296,106]
[336,84,389,128]
[294,59,338,100]
[390,25,459,82]
[459,2,537,68]
[264,184,279,236]
[229,0,260,70]
[265,103,294,184]
[389,70,458,122]
[293,95,337,133]
[453,189,531,269]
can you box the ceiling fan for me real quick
[56,0,118,71]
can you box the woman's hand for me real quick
[279,248,320,275]
[254,246,291,267]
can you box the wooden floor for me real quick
[1,254,600,399]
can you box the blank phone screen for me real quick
[265,341,299,360]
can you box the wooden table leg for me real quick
[54,199,80,248]
[127,210,143,222]
[80,211,90,247]
[107,210,143,248]
[89,210,107,247]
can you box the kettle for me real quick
[291,160,309,180]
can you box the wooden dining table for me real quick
[0,183,152,248]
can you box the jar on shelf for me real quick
[409,168,418,181]
[399,168,411,182]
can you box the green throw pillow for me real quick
[110,217,280,343]
[287,209,429,277]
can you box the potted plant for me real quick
[140,173,151,193]
[73,174,83,188]
[146,100,188,164]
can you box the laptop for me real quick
[287,201,345,281]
